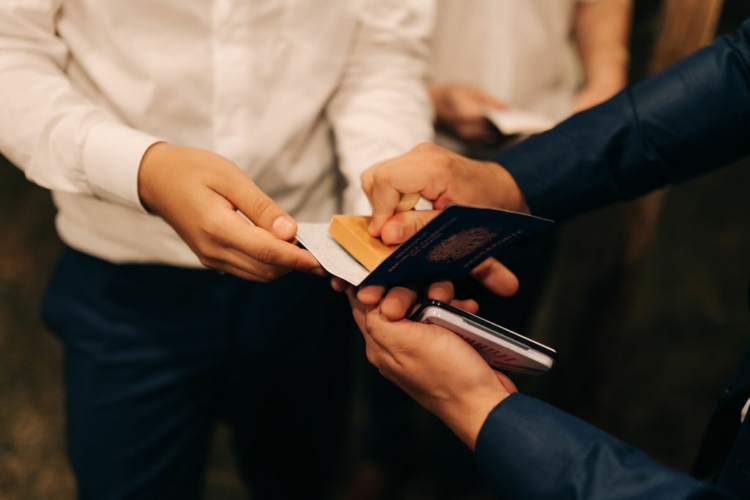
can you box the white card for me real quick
[296,222,369,286]
[484,108,555,135]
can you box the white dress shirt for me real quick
[0,0,433,267]
[430,0,601,123]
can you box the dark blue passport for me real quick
[360,205,553,286]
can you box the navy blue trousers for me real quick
[42,248,354,500]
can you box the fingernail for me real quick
[368,220,377,236]
[272,215,296,239]
[387,224,404,243]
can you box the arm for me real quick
[0,3,320,281]
[475,394,737,499]
[361,19,750,230]
[499,17,750,220]
[571,0,632,112]
[325,0,435,215]
[0,1,159,211]
[346,286,737,499]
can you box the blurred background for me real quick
[1,1,749,499]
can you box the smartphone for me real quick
[410,299,557,376]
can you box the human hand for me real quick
[331,278,480,320]
[331,247,518,300]
[361,143,528,239]
[138,142,324,281]
[347,285,517,450]
[429,83,506,142]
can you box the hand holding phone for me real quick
[410,300,557,376]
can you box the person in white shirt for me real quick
[430,0,631,143]
[0,1,433,498]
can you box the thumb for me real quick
[221,169,297,241]
[381,210,439,245]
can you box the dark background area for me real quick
[1,1,750,499]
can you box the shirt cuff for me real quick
[83,121,163,213]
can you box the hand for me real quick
[346,285,517,450]
[138,142,324,281]
[331,278,481,320]
[361,143,528,239]
[332,248,518,299]
[430,83,506,142]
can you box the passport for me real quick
[296,204,553,287]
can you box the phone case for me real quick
[411,300,557,376]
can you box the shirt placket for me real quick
[212,0,253,163]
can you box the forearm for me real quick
[574,0,632,91]
[497,18,750,220]
[475,394,736,499]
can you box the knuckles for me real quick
[197,255,217,269]
[194,238,221,261]
[257,264,283,282]
[247,196,275,224]
[199,215,224,241]
[412,142,440,154]
[255,246,279,265]
[370,167,392,187]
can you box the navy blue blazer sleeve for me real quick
[476,18,750,500]
[497,18,750,220]
[476,394,736,499]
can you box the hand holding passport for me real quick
[296,204,553,287]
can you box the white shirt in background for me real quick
[0,0,434,267]
[430,0,601,123]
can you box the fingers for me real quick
[368,177,402,237]
[426,280,479,313]
[380,286,419,321]
[479,92,506,111]
[450,298,479,314]
[357,285,387,305]
[191,206,324,282]
[216,211,321,272]
[361,144,454,238]
[426,281,454,303]
[357,280,473,321]
[470,257,519,297]
[381,210,439,245]
[346,286,370,334]
[454,120,493,142]
[216,167,298,241]
[330,277,351,293]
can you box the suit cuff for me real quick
[475,393,574,498]
[83,121,162,213]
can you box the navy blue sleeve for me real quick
[475,394,736,499]
[497,18,750,220]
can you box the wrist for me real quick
[437,386,510,451]
[585,64,627,93]
[490,162,530,214]
[137,141,174,213]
